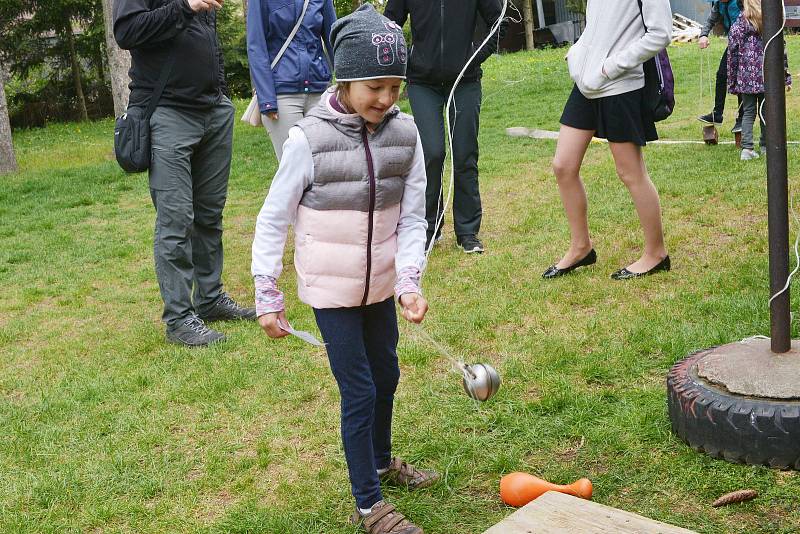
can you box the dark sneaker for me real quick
[456,235,484,254]
[350,500,423,534]
[166,315,226,347]
[199,293,256,322]
[380,457,440,491]
[698,112,723,125]
[425,232,443,250]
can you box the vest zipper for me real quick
[360,127,377,307]
[208,13,219,93]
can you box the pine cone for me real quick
[712,489,758,507]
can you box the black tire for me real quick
[667,349,800,469]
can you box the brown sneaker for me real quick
[380,457,440,491]
[350,500,423,534]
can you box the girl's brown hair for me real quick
[743,0,763,34]
[335,82,353,112]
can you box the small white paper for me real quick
[280,323,325,347]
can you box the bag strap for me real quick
[271,0,311,69]
[144,45,178,119]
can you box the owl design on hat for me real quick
[373,20,407,67]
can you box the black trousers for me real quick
[407,80,483,241]
[714,47,743,123]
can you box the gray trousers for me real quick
[407,81,482,240]
[261,92,323,159]
[741,93,765,151]
[148,97,234,326]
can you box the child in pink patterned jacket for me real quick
[251,5,438,534]
[727,0,792,160]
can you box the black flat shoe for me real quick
[542,249,597,279]
[610,255,671,280]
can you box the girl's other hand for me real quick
[259,311,290,338]
[699,36,709,49]
[266,111,279,121]
[399,293,428,324]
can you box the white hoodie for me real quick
[566,0,672,99]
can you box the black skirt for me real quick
[559,84,658,146]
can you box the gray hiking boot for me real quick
[166,315,226,347]
[199,293,257,322]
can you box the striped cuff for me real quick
[395,266,422,300]
[254,275,284,316]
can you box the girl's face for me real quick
[343,79,403,125]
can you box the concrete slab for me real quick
[695,339,800,399]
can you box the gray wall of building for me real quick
[670,0,711,23]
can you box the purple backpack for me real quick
[637,0,675,121]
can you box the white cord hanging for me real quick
[758,1,787,126]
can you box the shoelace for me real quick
[183,316,210,335]
[218,295,244,312]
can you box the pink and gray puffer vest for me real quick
[292,95,418,309]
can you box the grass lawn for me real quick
[2,37,800,534]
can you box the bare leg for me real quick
[608,141,668,272]
[552,125,596,268]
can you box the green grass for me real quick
[2,37,800,533]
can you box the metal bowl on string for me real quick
[462,363,501,401]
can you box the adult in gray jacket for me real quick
[115,0,256,347]
[542,0,672,281]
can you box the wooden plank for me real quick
[483,491,698,534]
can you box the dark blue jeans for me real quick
[313,297,400,509]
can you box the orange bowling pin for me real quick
[500,472,593,507]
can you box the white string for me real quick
[759,1,796,308]
[740,335,771,344]
[422,0,509,269]
[758,1,787,125]
[768,184,800,306]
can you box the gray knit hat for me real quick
[330,4,407,82]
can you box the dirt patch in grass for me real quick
[196,488,237,524]
[555,436,586,463]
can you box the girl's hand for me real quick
[699,36,710,49]
[399,293,428,324]
[259,311,290,338]
[266,111,279,121]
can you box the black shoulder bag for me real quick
[114,49,178,173]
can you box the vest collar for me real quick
[306,88,400,138]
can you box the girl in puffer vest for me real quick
[252,6,436,534]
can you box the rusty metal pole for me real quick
[763,0,791,353]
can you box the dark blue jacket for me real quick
[247,0,336,113]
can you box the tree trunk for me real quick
[102,0,131,117]
[0,63,18,174]
[64,20,89,122]
[522,0,535,51]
